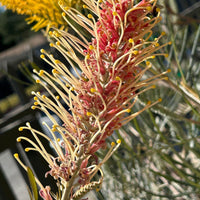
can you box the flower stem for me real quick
[61,156,86,200]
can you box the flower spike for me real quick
[0,0,83,31]
[15,0,170,199]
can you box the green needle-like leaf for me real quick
[27,167,38,200]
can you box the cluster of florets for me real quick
[72,0,165,153]
[14,0,170,199]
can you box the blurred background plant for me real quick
[97,0,200,199]
[0,0,82,32]
[0,0,200,200]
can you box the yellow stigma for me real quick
[42,95,46,99]
[87,112,92,116]
[40,49,45,53]
[133,50,138,55]
[126,109,131,113]
[111,142,116,147]
[158,98,162,102]
[156,7,160,12]
[85,54,90,59]
[56,96,60,100]
[161,31,166,36]
[52,69,59,74]
[87,14,93,19]
[14,153,19,158]
[146,61,150,65]
[89,45,94,50]
[49,43,54,47]
[83,5,87,9]
[115,76,121,81]
[34,96,38,101]
[147,101,151,105]
[31,106,36,110]
[129,38,134,43]
[39,70,44,76]
[55,33,60,37]
[49,31,53,36]
[52,128,56,132]
[167,69,171,73]
[146,6,152,11]
[62,12,66,17]
[40,54,45,59]
[52,124,58,128]
[164,77,169,81]
[168,41,172,45]
[113,11,117,16]
[151,55,155,59]
[36,79,41,83]
[56,41,60,46]
[55,60,60,64]
[64,6,69,11]
[117,139,121,144]
[155,43,160,47]
[18,127,23,131]
[57,138,61,142]
[165,54,169,58]
[25,148,30,152]
[34,102,38,105]
[17,138,21,142]
[71,87,75,91]
[67,51,71,56]
[90,88,96,93]
[152,85,156,89]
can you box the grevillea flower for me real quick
[14,0,171,199]
[0,0,82,31]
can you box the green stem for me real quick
[61,156,86,200]
[133,118,147,144]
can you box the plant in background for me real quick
[96,2,200,199]
[0,0,82,31]
[5,0,171,199]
